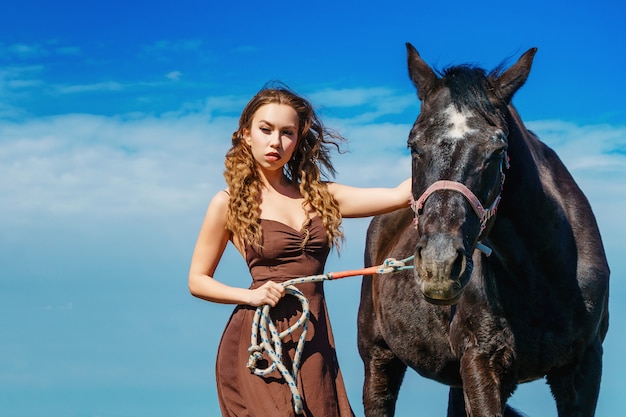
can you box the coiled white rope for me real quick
[246,256,414,415]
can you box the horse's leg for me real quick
[502,405,525,417]
[358,276,407,416]
[361,341,407,417]
[447,387,467,417]
[448,387,524,417]
[547,340,603,417]
[459,349,517,417]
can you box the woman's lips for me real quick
[266,152,281,161]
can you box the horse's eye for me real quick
[482,148,507,171]
[492,146,507,159]
[409,144,423,159]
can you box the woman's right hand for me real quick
[248,281,286,307]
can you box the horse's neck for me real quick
[496,108,565,236]
[504,107,546,197]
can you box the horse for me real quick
[357,43,610,417]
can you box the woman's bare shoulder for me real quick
[205,189,230,216]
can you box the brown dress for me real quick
[216,217,355,417]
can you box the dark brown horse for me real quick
[357,44,610,416]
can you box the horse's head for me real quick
[406,43,537,305]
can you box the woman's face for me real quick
[244,103,299,173]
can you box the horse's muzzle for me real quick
[420,279,464,305]
[414,233,469,305]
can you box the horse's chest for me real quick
[445,293,580,377]
[379,291,576,382]
[375,270,581,384]
[376,288,461,382]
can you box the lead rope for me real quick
[246,256,414,415]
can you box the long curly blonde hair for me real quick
[224,85,345,249]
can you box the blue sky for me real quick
[1,1,625,416]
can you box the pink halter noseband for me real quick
[410,180,501,235]
[409,153,509,253]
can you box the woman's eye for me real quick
[260,127,271,133]
[283,130,295,136]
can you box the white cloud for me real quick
[166,71,183,81]
[527,120,626,197]
[0,65,44,90]
[330,121,413,186]
[0,112,236,230]
[0,41,80,60]
[309,87,398,107]
[0,66,45,118]
[55,46,81,56]
[1,92,623,259]
[142,39,205,59]
[308,87,418,124]
[53,81,126,94]
[7,43,48,58]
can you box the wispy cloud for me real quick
[0,41,80,60]
[0,112,234,230]
[310,87,418,124]
[144,39,204,54]
[0,40,204,114]
[55,46,81,56]
[0,65,44,88]
[142,39,206,62]
[3,42,48,59]
[310,87,403,107]
[0,65,45,118]
[527,120,626,196]
[1,91,623,255]
[166,71,183,81]
[52,81,127,94]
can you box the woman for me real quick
[188,85,410,416]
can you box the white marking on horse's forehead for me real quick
[444,105,476,140]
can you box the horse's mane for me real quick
[439,65,503,125]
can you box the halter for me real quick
[410,153,509,255]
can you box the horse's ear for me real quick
[494,48,538,103]
[407,43,438,101]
